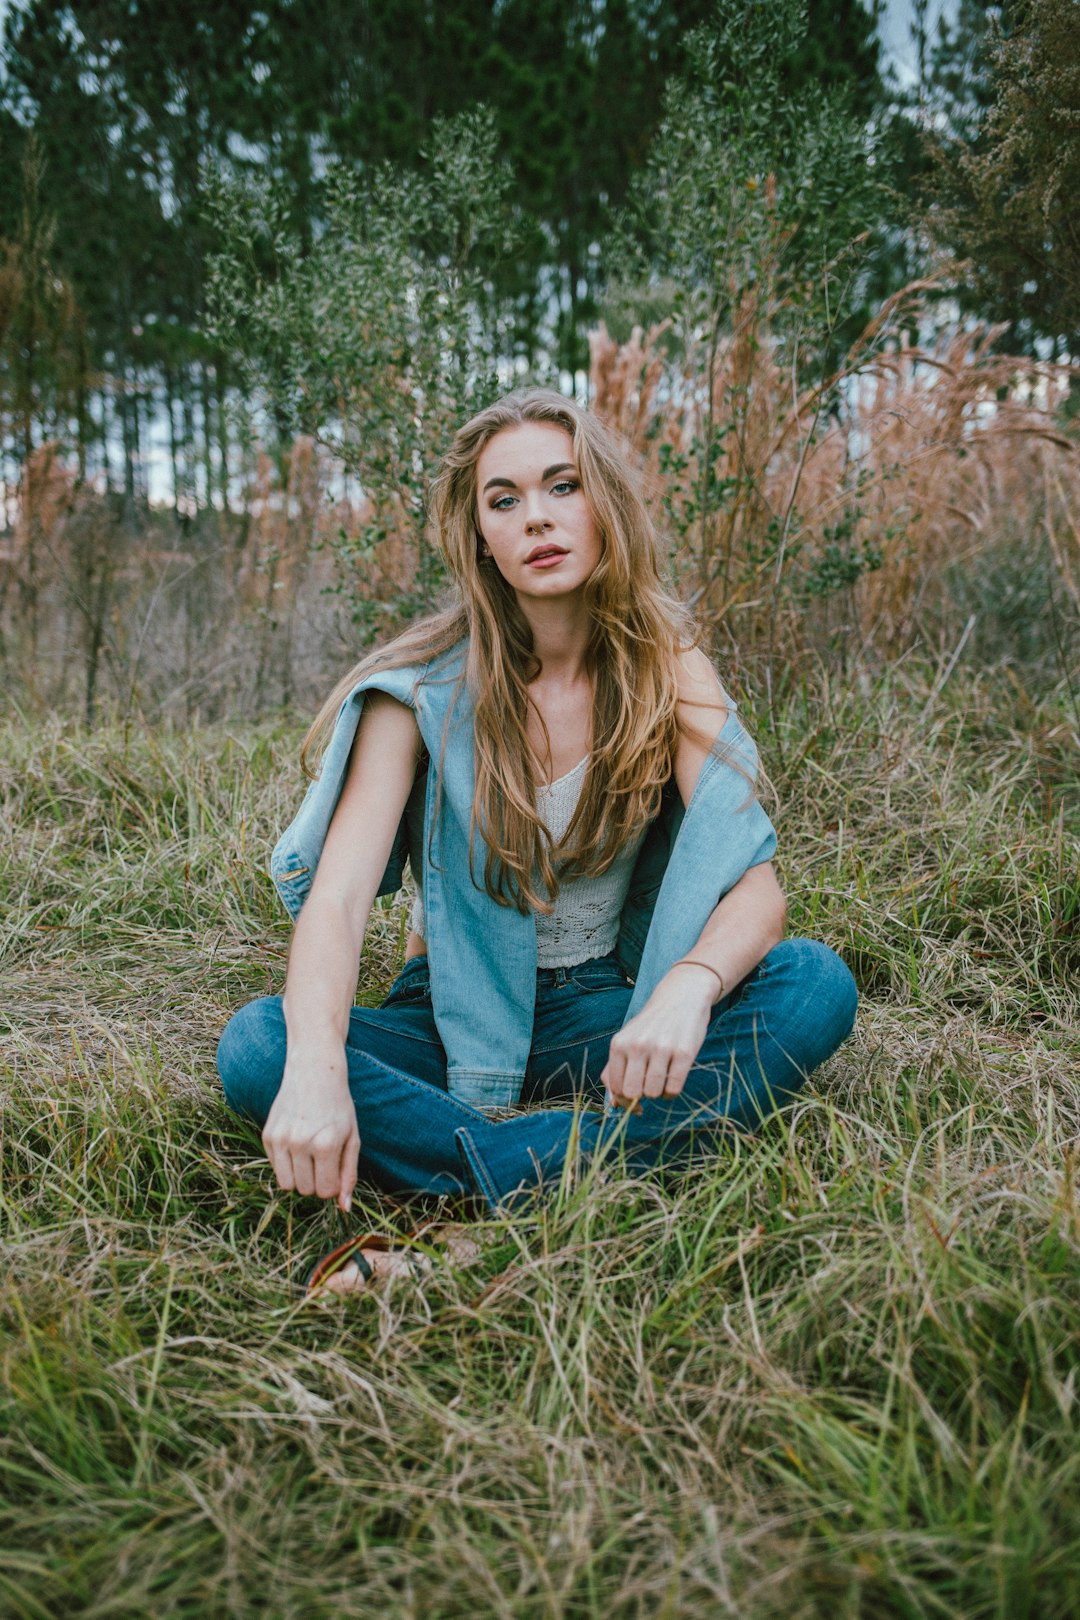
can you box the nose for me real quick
[524,505,552,534]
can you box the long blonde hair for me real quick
[303,389,707,913]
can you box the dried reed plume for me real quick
[590,280,1079,670]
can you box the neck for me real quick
[517,595,591,686]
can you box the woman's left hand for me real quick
[601,964,717,1108]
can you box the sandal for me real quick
[301,1219,451,1301]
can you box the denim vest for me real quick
[270,642,777,1110]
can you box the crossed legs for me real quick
[217,939,858,1217]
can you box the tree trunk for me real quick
[75,321,90,485]
[181,365,197,513]
[165,363,181,514]
[200,361,215,509]
[118,354,136,512]
[217,356,230,514]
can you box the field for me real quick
[1,662,1078,1619]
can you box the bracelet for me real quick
[672,957,726,997]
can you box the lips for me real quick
[525,544,568,564]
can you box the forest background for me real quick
[1,2,1079,1617]
[3,0,1078,720]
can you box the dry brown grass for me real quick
[0,434,425,722]
[589,287,1080,673]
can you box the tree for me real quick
[0,139,84,469]
[922,0,1080,354]
[205,105,518,625]
[0,140,88,647]
[0,0,894,500]
[598,0,892,644]
[1,0,266,507]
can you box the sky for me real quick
[879,0,958,86]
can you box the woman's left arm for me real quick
[602,648,787,1109]
[601,861,786,1107]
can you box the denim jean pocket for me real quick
[382,955,432,1007]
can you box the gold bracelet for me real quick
[673,957,726,997]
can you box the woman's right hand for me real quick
[261,1048,359,1214]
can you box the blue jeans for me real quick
[216,939,857,1214]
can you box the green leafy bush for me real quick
[205,107,520,628]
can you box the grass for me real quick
[1,662,1078,1618]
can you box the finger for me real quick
[291,1150,316,1198]
[338,1135,359,1214]
[619,1049,648,1101]
[612,1092,643,1114]
[642,1054,671,1098]
[602,1061,630,1108]
[314,1145,341,1202]
[266,1138,295,1192]
[663,1056,693,1098]
[602,1043,626,1099]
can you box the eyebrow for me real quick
[482,462,576,493]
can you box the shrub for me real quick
[205,105,520,635]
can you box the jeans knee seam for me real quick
[345,1024,444,1054]
[352,1046,485,1120]
[458,1131,501,1209]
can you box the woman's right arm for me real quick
[262,690,422,1213]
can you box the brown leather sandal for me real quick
[301,1221,439,1301]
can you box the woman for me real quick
[217,389,858,1296]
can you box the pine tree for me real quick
[923,0,1080,355]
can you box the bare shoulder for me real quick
[675,645,729,726]
[333,688,422,814]
[346,688,422,778]
[357,685,420,727]
[673,646,730,807]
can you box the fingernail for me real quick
[342,1195,352,1213]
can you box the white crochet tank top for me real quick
[410,755,646,968]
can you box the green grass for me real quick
[1,665,1078,1618]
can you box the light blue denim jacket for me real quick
[271,641,777,1110]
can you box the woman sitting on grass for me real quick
[216,389,858,1297]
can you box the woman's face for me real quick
[474,422,601,605]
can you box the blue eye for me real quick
[552,479,580,495]
[492,495,515,510]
